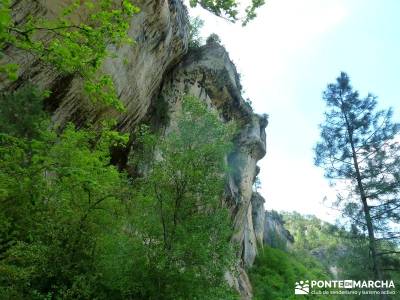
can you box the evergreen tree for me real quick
[314,72,400,284]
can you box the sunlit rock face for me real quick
[3,1,268,298]
[158,43,268,299]
[1,0,189,130]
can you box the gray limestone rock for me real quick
[2,2,268,298]
[159,43,267,299]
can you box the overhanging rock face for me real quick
[1,0,189,130]
[3,1,268,298]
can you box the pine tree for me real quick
[314,72,400,284]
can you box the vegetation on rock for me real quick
[0,0,140,110]
[188,0,265,25]
[0,88,238,299]
[188,16,204,49]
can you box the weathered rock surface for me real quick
[252,192,266,247]
[3,1,268,298]
[263,210,294,249]
[159,42,268,299]
[2,0,189,130]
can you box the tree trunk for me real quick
[344,114,386,299]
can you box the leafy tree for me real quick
[126,96,238,299]
[0,87,131,299]
[188,16,204,49]
[0,90,240,299]
[0,85,49,139]
[188,0,265,25]
[314,72,400,283]
[0,0,140,110]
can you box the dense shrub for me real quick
[250,246,330,300]
[0,88,238,299]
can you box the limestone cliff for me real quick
[2,0,188,130]
[158,41,268,298]
[2,1,267,298]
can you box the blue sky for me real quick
[188,0,400,222]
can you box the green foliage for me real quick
[124,95,238,299]
[250,246,330,300]
[314,72,400,279]
[0,85,49,139]
[188,17,204,49]
[0,89,238,299]
[282,212,343,265]
[282,212,400,289]
[282,213,366,279]
[243,0,266,26]
[0,0,140,110]
[189,0,265,25]
[0,88,131,299]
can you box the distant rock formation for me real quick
[263,210,294,250]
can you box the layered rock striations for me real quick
[2,0,189,130]
[3,1,268,298]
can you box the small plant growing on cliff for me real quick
[253,176,261,192]
[188,16,204,49]
[206,33,222,45]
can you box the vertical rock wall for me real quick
[3,1,268,298]
[158,42,268,299]
[263,210,294,250]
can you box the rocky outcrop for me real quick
[1,0,189,130]
[252,192,266,247]
[263,210,294,250]
[3,1,268,298]
[159,42,268,299]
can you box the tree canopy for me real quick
[315,72,400,284]
[0,88,239,299]
[189,0,265,25]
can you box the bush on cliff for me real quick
[0,88,239,299]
